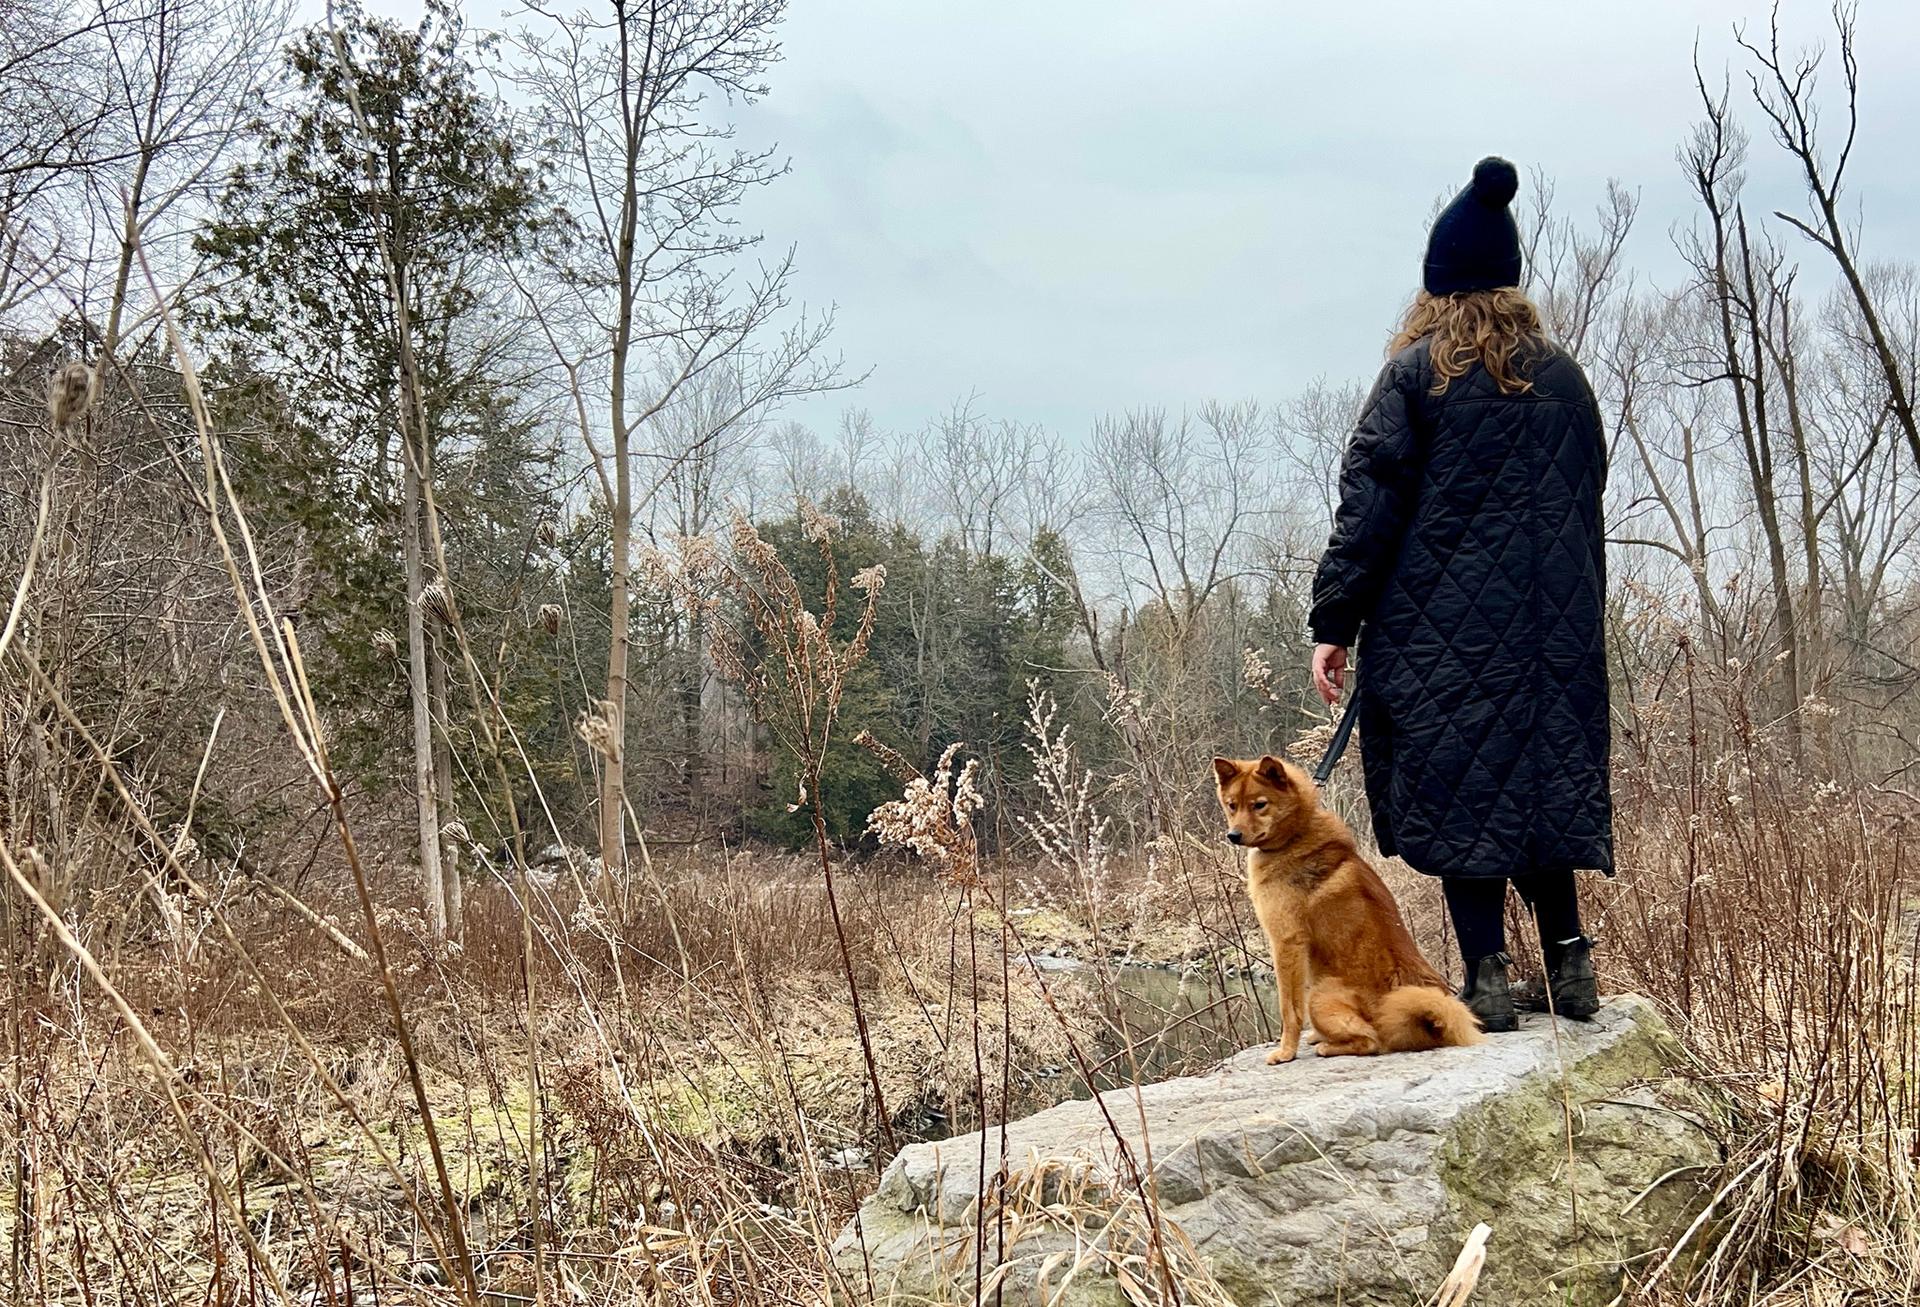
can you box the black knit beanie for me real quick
[1423,157,1522,295]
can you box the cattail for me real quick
[538,603,562,636]
[46,362,91,430]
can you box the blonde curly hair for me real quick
[1391,287,1545,396]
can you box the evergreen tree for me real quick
[198,0,545,490]
[198,0,552,924]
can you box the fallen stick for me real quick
[243,867,370,962]
[1431,1222,1492,1307]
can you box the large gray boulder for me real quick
[836,996,1720,1305]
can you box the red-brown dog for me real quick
[1213,755,1481,1062]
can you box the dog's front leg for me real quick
[1265,933,1309,1064]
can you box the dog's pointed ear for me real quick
[1211,756,1238,786]
[1256,755,1291,786]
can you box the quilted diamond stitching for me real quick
[1309,340,1613,879]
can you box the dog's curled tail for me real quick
[1376,984,1483,1050]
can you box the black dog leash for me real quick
[1310,684,1361,789]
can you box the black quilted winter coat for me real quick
[1308,337,1613,879]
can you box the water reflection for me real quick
[1057,964,1285,1095]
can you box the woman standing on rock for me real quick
[1307,157,1611,1033]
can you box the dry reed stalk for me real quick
[0,472,50,664]
[2,651,469,1288]
[131,237,484,1302]
[862,725,1189,1305]
[1592,631,1919,1304]
[651,511,899,1156]
[0,841,302,1304]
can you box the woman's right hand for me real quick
[1312,644,1348,706]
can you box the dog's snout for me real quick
[1226,830,1243,845]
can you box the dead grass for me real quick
[4,327,1912,1304]
[2,843,1120,1305]
[6,724,1918,1307]
[1590,652,1920,1305]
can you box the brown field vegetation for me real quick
[5,2,1919,1303]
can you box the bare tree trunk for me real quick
[88,0,281,407]
[1766,272,1829,752]
[1686,73,1805,755]
[402,443,446,939]
[599,412,631,892]
[93,146,153,406]
[1731,211,1803,756]
[515,0,844,879]
[681,604,706,814]
[431,635,460,937]
[595,0,645,893]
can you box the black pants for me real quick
[1441,871,1582,966]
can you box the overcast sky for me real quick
[711,1,1920,438]
[341,1,1920,441]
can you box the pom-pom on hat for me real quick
[1423,157,1523,296]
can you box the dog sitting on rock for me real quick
[1213,755,1482,1062]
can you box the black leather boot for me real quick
[1460,952,1517,1033]
[1513,936,1600,1019]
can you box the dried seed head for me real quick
[865,743,987,883]
[576,699,618,759]
[47,362,91,430]
[372,628,400,659]
[539,603,562,636]
[635,545,675,590]
[866,775,952,863]
[677,533,719,574]
[1104,673,1144,727]
[537,521,558,548]
[731,516,782,575]
[1287,721,1335,764]
[1242,646,1276,699]
[418,581,456,624]
[855,728,916,781]
[952,757,987,825]
[851,564,887,594]
[799,501,838,544]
